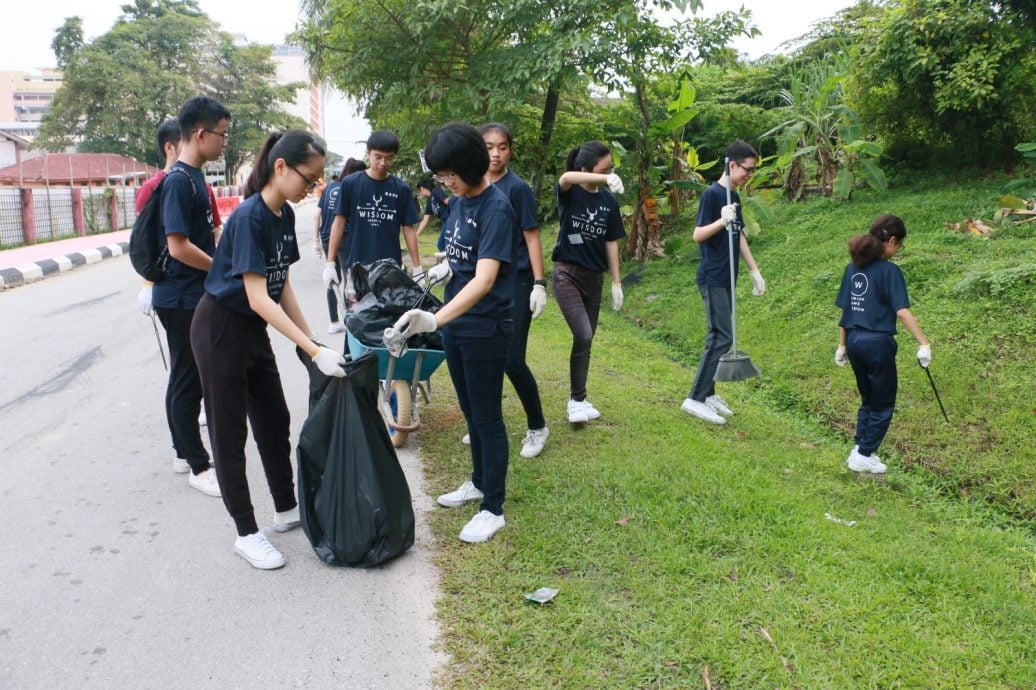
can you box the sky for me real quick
[2,0,855,155]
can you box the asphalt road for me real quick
[0,202,445,688]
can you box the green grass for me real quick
[412,181,1036,687]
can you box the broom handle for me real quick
[724,158,738,353]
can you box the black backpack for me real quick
[129,168,194,282]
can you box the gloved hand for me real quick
[312,346,346,377]
[427,260,452,285]
[322,262,339,289]
[917,344,932,368]
[394,309,438,339]
[720,203,738,227]
[750,270,766,296]
[530,284,547,319]
[411,264,425,285]
[611,282,624,312]
[606,173,624,195]
[137,285,153,315]
[835,346,848,367]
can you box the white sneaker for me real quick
[198,408,207,426]
[234,530,285,570]
[847,448,887,474]
[172,450,190,474]
[273,505,301,532]
[459,510,505,543]
[437,480,483,508]
[705,394,733,416]
[680,398,726,425]
[582,400,602,420]
[328,321,345,334]
[567,399,595,423]
[188,467,222,497]
[519,427,549,458]
[461,433,471,445]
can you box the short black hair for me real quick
[366,130,399,153]
[156,118,181,156]
[416,178,434,191]
[479,122,513,147]
[424,122,489,187]
[725,139,759,166]
[177,96,231,140]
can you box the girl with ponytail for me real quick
[191,130,347,570]
[834,213,931,474]
[551,140,626,424]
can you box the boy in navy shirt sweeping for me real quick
[682,140,766,426]
[154,96,230,497]
[322,131,423,295]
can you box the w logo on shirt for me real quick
[850,273,869,297]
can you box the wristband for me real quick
[534,279,547,286]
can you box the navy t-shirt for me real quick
[441,184,518,337]
[493,170,539,275]
[154,162,215,309]
[204,194,301,316]
[695,182,743,288]
[332,172,420,266]
[836,259,910,334]
[317,179,342,243]
[551,183,625,273]
[424,187,450,222]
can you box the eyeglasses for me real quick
[369,152,396,165]
[289,165,319,191]
[432,173,456,185]
[734,161,757,175]
[198,128,229,141]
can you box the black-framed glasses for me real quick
[289,165,319,190]
[432,172,456,185]
[198,128,229,141]
[734,161,757,175]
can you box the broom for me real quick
[714,157,761,382]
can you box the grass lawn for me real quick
[410,178,1036,688]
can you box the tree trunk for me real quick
[628,81,664,261]
[530,79,561,201]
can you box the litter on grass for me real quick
[824,512,857,527]
[525,587,559,604]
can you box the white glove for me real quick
[411,264,425,285]
[427,260,452,285]
[917,344,932,368]
[530,284,547,319]
[835,346,848,367]
[611,282,623,312]
[606,173,624,195]
[394,309,438,339]
[750,270,766,296]
[322,262,339,289]
[312,346,346,377]
[137,285,153,315]
[720,203,738,227]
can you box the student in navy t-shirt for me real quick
[154,96,230,498]
[322,131,423,295]
[317,158,368,333]
[191,130,347,571]
[480,122,549,458]
[550,140,626,424]
[681,140,766,426]
[835,214,931,475]
[393,123,519,544]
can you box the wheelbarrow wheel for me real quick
[388,380,412,448]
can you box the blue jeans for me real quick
[846,329,898,456]
[443,327,510,515]
[505,271,545,430]
[689,284,733,402]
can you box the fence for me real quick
[0,185,142,248]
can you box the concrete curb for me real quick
[0,241,129,290]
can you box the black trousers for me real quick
[552,260,603,402]
[191,295,297,536]
[505,271,545,430]
[155,306,210,473]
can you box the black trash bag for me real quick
[346,260,443,350]
[295,347,415,567]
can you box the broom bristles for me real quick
[714,351,761,382]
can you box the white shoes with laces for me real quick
[437,480,484,508]
[234,529,285,569]
[847,448,887,474]
[188,467,221,497]
[459,510,505,543]
[519,427,549,458]
[273,505,301,532]
[567,399,601,423]
[705,394,733,416]
[681,398,726,425]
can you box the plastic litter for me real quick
[823,512,857,527]
[525,587,559,604]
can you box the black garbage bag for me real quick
[346,260,443,350]
[295,347,415,567]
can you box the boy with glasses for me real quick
[323,131,422,293]
[681,139,766,425]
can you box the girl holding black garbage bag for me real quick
[191,130,347,570]
[393,122,520,543]
[835,213,931,475]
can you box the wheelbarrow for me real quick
[347,330,446,448]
